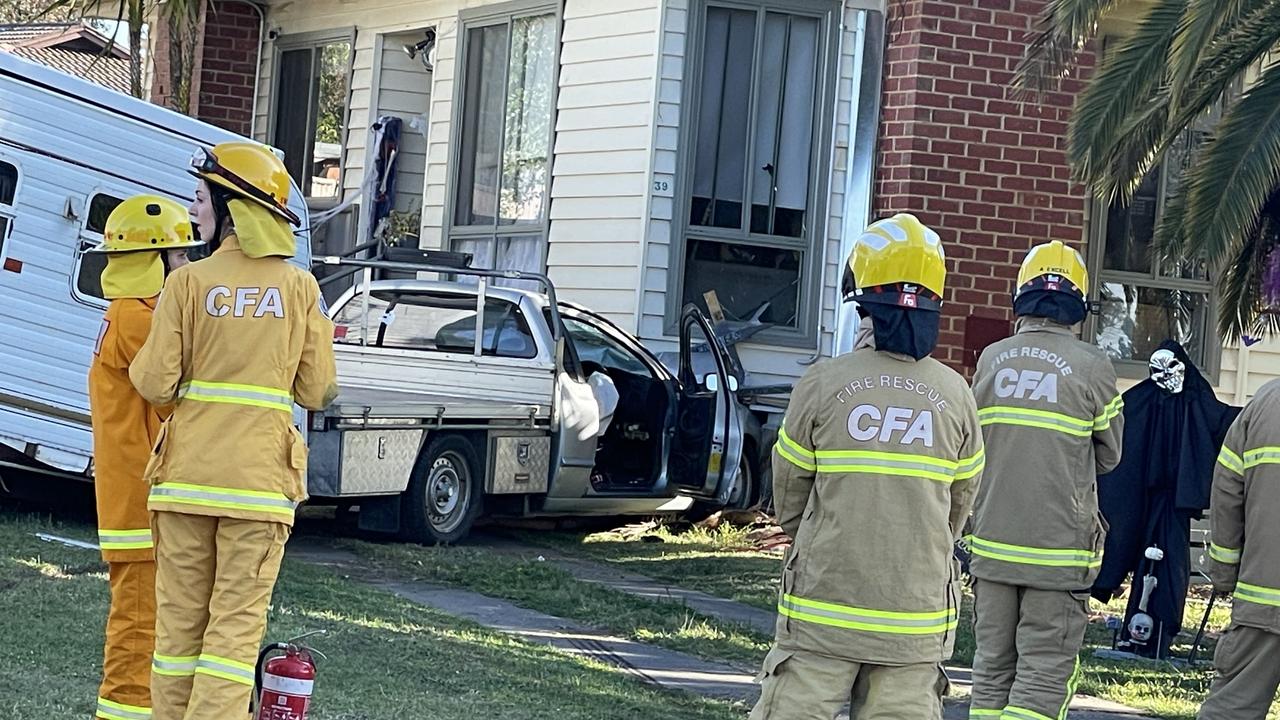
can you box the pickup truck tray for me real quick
[325,385,552,423]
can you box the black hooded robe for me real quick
[1092,340,1241,658]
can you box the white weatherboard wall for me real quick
[638,0,878,385]
[374,32,433,215]
[254,0,661,331]
[549,0,661,330]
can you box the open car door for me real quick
[668,305,743,502]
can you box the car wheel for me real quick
[401,435,483,545]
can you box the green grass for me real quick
[534,521,1280,720]
[343,537,772,669]
[534,522,782,611]
[0,506,747,720]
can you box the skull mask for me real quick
[1149,349,1185,394]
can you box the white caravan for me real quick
[0,52,311,480]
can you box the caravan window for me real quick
[74,193,125,301]
[332,290,538,359]
[0,161,16,261]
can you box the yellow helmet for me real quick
[189,141,301,226]
[88,195,203,254]
[1015,241,1089,303]
[841,213,946,311]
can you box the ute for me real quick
[309,252,761,543]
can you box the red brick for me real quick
[935,79,970,95]
[958,6,995,23]
[975,25,1011,42]
[947,155,983,171]
[982,189,1016,204]
[1003,147,1038,163]
[984,130,1019,145]
[949,126,984,142]
[956,36,992,53]
[938,20,975,37]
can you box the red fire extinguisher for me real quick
[253,631,325,720]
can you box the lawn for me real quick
[0,506,747,720]
[529,521,1280,720]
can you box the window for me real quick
[1090,121,1218,373]
[448,3,557,281]
[74,194,124,302]
[0,160,15,263]
[271,31,354,201]
[332,290,539,359]
[563,316,651,376]
[671,0,837,342]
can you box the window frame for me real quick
[266,27,358,204]
[70,190,128,310]
[1081,42,1222,381]
[666,0,842,348]
[0,155,19,269]
[444,0,561,275]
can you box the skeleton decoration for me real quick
[1149,349,1185,394]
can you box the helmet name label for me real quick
[205,286,286,318]
[848,404,935,447]
[994,368,1059,403]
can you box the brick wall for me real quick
[874,0,1095,371]
[196,1,260,136]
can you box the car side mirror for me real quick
[702,374,719,393]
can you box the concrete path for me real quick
[476,537,1155,719]
[287,540,758,705]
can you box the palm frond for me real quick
[1014,0,1118,98]
[1096,2,1280,201]
[1067,0,1184,187]
[1155,173,1191,260]
[1093,92,1170,202]
[1215,204,1272,341]
[1167,0,1268,107]
[1180,61,1280,278]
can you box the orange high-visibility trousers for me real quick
[97,561,156,720]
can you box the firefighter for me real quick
[129,141,338,720]
[968,241,1124,720]
[88,195,203,720]
[751,213,985,720]
[1198,379,1280,718]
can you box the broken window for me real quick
[675,1,838,337]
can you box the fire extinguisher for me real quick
[252,631,326,720]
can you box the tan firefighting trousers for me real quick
[98,561,157,720]
[969,579,1088,720]
[749,647,949,719]
[151,512,288,720]
[1198,624,1280,719]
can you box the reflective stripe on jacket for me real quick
[89,297,167,562]
[772,339,983,665]
[1208,379,1280,632]
[130,235,338,525]
[968,318,1123,590]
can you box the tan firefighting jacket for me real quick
[771,331,984,665]
[1208,378,1280,633]
[89,297,167,562]
[968,318,1124,590]
[130,235,338,526]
